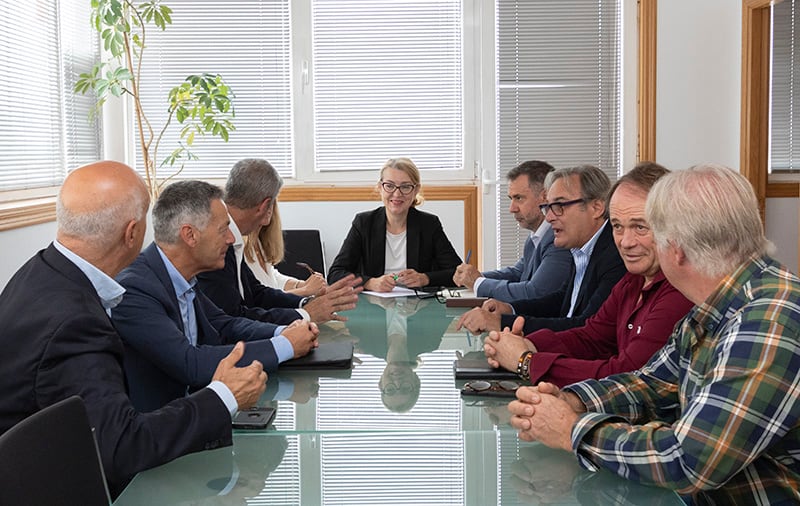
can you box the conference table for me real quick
[114,293,682,505]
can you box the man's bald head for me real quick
[57,161,150,252]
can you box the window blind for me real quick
[771,0,799,173]
[311,0,463,173]
[136,0,293,179]
[495,0,621,266]
[0,0,100,191]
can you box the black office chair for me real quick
[275,229,327,279]
[0,396,111,505]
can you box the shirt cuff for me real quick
[473,277,486,293]
[271,335,294,362]
[207,380,238,416]
[296,308,310,321]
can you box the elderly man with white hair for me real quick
[508,164,800,504]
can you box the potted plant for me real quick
[75,0,235,198]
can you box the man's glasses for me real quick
[461,380,521,398]
[380,181,417,195]
[538,198,585,216]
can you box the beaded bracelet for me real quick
[520,352,533,381]
[516,351,533,380]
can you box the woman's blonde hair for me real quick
[243,202,285,269]
[379,157,425,206]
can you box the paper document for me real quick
[362,287,417,298]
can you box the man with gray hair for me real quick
[113,180,319,412]
[198,158,361,325]
[0,162,267,497]
[452,160,572,302]
[509,164,800,503]
[458,164,625,335]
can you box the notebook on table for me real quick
[453,358,519,380]
[280,341,354,370]
[441,289,488,308]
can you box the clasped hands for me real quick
[364,269,430,292]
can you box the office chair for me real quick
[275,229,327,279]
[0,395,111,505]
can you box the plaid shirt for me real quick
[565,255,800,504]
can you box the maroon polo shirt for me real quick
[525,271,694,387]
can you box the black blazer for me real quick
[113,243,283,412]
[197,246,303,324]
[0,244,231,497]
[501,221,626,334]
[328,206,462,288]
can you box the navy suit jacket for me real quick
[477,225,572,301]
[113,243,281,412]
[197,246,303,324]
[328,206,462,287]
[501,221,626,334]
[0,244,231,497]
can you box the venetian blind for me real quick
[136,0,293,179]
[495,0,621,266]
[771,0,799,173]
[311,0,463,172]
[0,0,100,190]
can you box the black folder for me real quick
[279,341,354,370]
[453,359,519,380]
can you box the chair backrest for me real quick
[0,395,111,505]
[275,229,327,278]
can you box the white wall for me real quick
[0,222,56,287]
[657,0,798,274]
[656,1,741,170]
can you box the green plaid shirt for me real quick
[566,255,800,504]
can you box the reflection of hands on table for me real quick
[507,443,579,504]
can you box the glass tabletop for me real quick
[114,294,683,505]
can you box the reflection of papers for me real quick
[362,287,417,298]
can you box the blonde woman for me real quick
[243,203,326,297]
[328,157,462,292]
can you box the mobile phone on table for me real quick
[232,406,276,430]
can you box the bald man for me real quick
[0,161,267,498]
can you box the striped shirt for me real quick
[565,254,800,504]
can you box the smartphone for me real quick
[232,406,276,430]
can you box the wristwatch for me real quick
[300,295,315,307]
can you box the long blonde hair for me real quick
[243,202,285,269]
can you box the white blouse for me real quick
[246,256,298,290]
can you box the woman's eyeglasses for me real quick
[461,380,521,397]
[538,198,585,216]
[380,181,417,195]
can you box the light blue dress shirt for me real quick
[567,220,607,317]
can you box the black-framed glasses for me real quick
[538,198,586,216]
[380,181,417,195]
[462,380,521,394]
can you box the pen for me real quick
[296,262,315,276]
[465,249,472,264]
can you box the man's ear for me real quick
[179,223,196,247]
[258,197,273,215]
[123,219,139,248]
[589,198,606,220]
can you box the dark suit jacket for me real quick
[328,206,462,287]
[197,246,302,324]
[0,244,231,497]
[477,226,573,301]
[113,243,281,412]
[501,221,626,334]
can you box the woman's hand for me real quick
[291,273,326,296]
[364,274,397,292]
[395,269,429,288]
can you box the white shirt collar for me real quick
[53,240,126,310]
